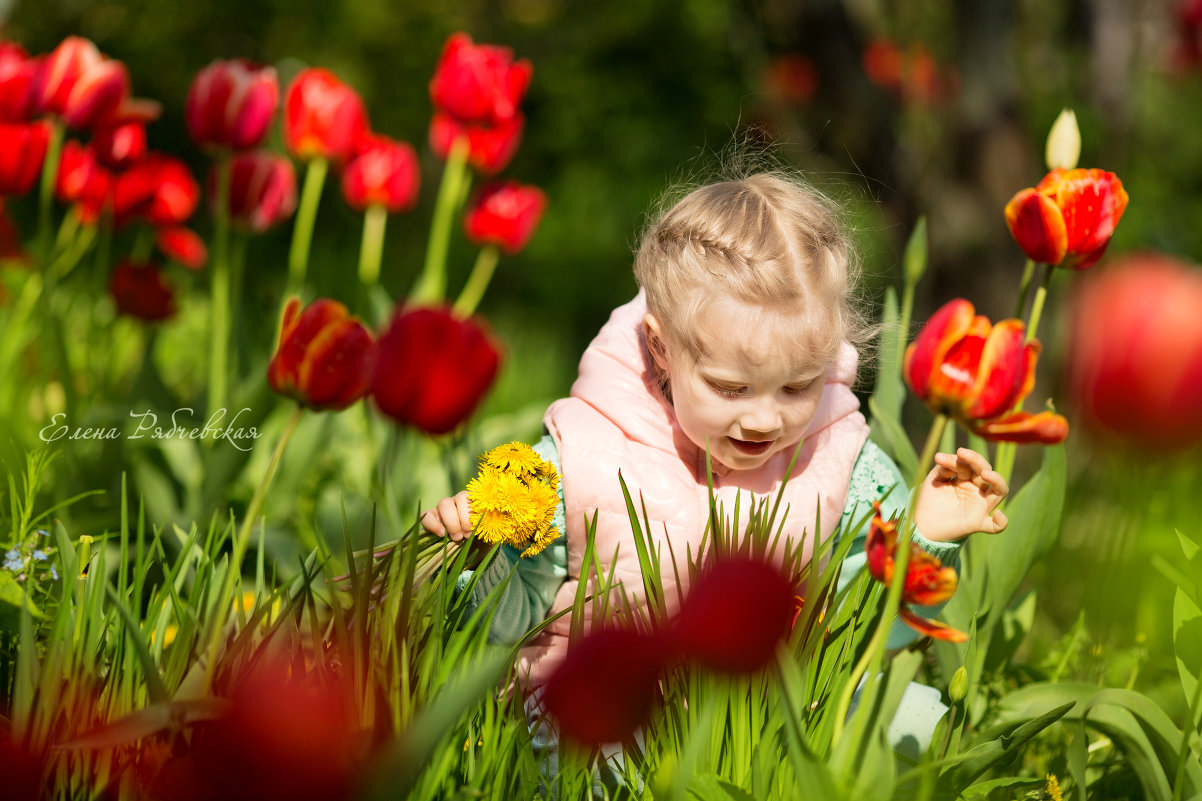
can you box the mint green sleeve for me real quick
[835,439,962,650]
[455,434,569,646]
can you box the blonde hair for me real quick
[634,172,869,370]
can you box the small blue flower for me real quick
[50,565,59,580]
[4,549,24,572]
[36,529,50,537]
[32,549,47,561]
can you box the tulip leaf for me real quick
[0,572,46,632]
[1174,587,1202,707]
[868,289,918,477]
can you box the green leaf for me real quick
[903,216,929,288]
[1174,588,1202,714]
[0,571,45,631]
[688,774,757,801]
[867,290,918,477]
[935,701,1074,799]
[960,776,1046,796]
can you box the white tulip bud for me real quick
[1045,109,1081,171]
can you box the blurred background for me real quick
[4,0,1201,713]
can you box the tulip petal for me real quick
[864,502,895,584]
[903,299,975,405]
[903,548,959,606]
[971,409,1069,444]
[964,319,1028,419]
[1004,188,1068,265]
[898,606,968,643]
[1053,168,1129,259]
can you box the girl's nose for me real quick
[738,400,782,435]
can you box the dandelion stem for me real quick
[411,136,471,305]
[453,245,499,318]
[358,202,388,286]
[288,156,328,297]
[207,155,233,421]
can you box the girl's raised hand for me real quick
[420,490,474,541]
[913,447,1008,543]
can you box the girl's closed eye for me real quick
[705,379,746,398]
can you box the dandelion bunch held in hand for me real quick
[466,441,560,557]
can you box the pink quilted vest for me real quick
[516,292,869,687]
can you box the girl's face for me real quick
[646,297,829,472]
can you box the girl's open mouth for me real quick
[729,438,773,455]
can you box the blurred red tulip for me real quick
[114,153,200,228]
[0,41,38,122]
[762,53,818,104]
[1174,0,1202,71]
[185,59,278,151]
[55,139,111,222]
[862,37,952,106]
[190,658,359,801]
[429,32,532,127]
[268,297,374,410]
[284,67,368,164]
[0,120,50,195]
[904,299,1069,443]
[28,36,131,129]
[0,200,26,263]
[429,110,524,175]
[110,260,176,321]
[542,627,667,747]
[210,151,297,233]
[1067,252,1202,451]
[863,38,904,90]
[0,731,45,801]
[463,181,545,255]
[156,225,207,270]
[1004,168,1129,270]
[670,557,796,673]
[92,119,147,170]
[864,502,966,642]
[372,306,501,435]
[341,133,420,213]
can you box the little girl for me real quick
[423,171,1007,752]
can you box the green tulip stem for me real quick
[202,403,305,693]
[1014,258,1036,318]
[452,245,500,318]
[288,156,329,297]
[412,136,471,305]
[833,414,948,745]
[1025,265,1054,345]
[131,226,155,263]
[207,155,233,422]
[36,120,65,263]
[358,203,389,287]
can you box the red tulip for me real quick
[113,153,200,227]
[0,730,45,801]
[542,627,667,747]
[0,121,50,195]
[110,260,176,321]
[669,557,796,673]
[268,297,374,410]
[429,110,524,175]
[864,502,966,642]
[1067,252,1202,451]
[372,306,501,434]
[464,181,546,255]
[1174,0,1202,72]
[156,225,207,270]
[429,32,532,127]
[190,657,359,801]
[210,151,297,233]
[55,139,111,222]
[763,54,818,104]
[92,119,147,170]
[1004,168,1129,270]
[0,41,38,122]
[28,36,131,129]
[283,67,368,164]
[185,59,278,151]
[340,133,420,213]
[904,299,1069,443]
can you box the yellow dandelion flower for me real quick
[483,441,545,477]
[1044,774,1063,801]
[465,441,563,557]
[521,525,561,558]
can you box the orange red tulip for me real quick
[283,67,368,164]
[864,502,966,643]
[463,181,546,255]
[340,133,420,214]
[0,120,49,196]
[28,36,131,130]
[904,299,1069,444]
[267,298,374,411]
[1004,168,1129,270]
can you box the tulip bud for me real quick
[210,151,298,233]
[185,59,279,152]
[1044,109,1081,171]
[267,298,374,411]
[109,260,176,322]
[283,67,368,164]
[463,181,547,255]
[340,134,420,214]
[0,121,50,196]
[429,111,524,175]
[28,36,131,130]
[902,216,927,289]
[429,32,532,127]
[55,139,111,223]
[0,42,38,123]
[371,306,501,435]
[948,666,968,703]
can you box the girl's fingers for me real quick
[420,509,445,537]
[436,496,466,541]
[455,492,473,534]
[984,508,1009,534]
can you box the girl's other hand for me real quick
[913,447,1009,543]
[420,490,473,540]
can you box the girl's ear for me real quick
[643,313,671,370]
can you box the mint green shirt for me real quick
[459,437,960,650]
